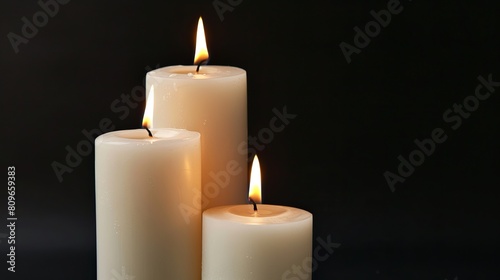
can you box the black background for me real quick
[1,0,499,279]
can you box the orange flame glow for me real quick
[142,86,154,128]
[248,155,262,204]
[194,17,209,65]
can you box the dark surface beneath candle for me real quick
[1,0,499,279]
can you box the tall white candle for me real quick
[202,156,313,280]
[146,17,247,211]
[95,89,202,280]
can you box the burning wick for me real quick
[196,59,208,73]
[143,126,153,137]
[249,198,258,212]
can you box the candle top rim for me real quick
[203,204,312,225]
[95,128,200,144]
[147,65,246,80]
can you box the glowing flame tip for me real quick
[194,17,209,65]
[142,86,154,128]
[248,155,262,204]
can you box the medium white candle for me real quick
[202,156,313,280]
[95,88,202,280]
[146,17,247,211]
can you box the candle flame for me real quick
[142,86,154,128]
[248,155,262,204]
[194,17,209,65]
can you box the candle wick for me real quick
[249,198,258,212]
[143,126,153,137]
[196,59,208,73]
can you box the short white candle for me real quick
[146,17,247,211]
[95,88,202,280]
[202,156,313,280]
